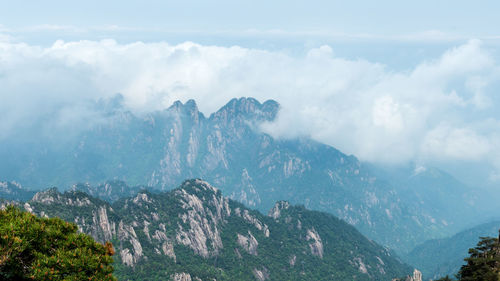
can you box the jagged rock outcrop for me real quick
[171,272,193,281]
[252,267,269,281]
[237,231,259,256]
[118,221,143,266]
[32,189,92,207]
[410,269,423,281]
[161,240,176,261]
[392,269,422,281]
[237,208,270,237]
[96,206,114,241]
[268,201,290,219]
[352,257,368,274]
[306,227,324,258]
[31,188,64,204]
[174,180,229,257]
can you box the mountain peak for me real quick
[210,97,279,123]
[31,187,102,208]
[178,179,220,196]
[168,99,199,113]
[166,99,203,124]
[31,187,61,204]
[183,99,199,115]
[228,97,259,107]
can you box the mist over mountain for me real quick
[0,97,493,256]
[1,38,500,189]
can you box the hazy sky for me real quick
[1,1,500,186]
[2,1,500,35]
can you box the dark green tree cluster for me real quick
[456,233,500,281]
[437,232,500,281]
[0,206,116,280]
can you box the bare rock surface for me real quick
[306,227,324,258]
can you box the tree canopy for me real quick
[457,233,500,281]
[0,206,116,280]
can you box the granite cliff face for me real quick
[20,179,413,280]
[0,97,481,253]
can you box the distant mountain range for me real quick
[71,180,147,203]
[2,179,414,280]
[0,181,35,201]
[404,220,500,280]
[0,97,487,254]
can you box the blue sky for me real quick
[2,0,500,48]
[1,1,500,186]
[2,0,500,69]
[2,0,499,35]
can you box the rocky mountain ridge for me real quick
[71,180,147,202]
[10,179,413,280]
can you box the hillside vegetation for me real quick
[0,206,115,280]
[16,179,413,280]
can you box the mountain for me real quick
[0,181,35,201]
[367,164,485,246]
[19,179,413,280]
[0,97,482,253]
[368,164,481,227]
[71,180,148,203]
[404,220,500,280]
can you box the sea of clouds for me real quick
[1,37,499,180]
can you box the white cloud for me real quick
[372,96,404,132]
[421,125,492,161]
[0,39,499,178]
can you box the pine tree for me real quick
[0,206,116,280]
[457,231,500,281]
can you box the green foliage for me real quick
[0,206,116,280]
[457,235,500,281]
